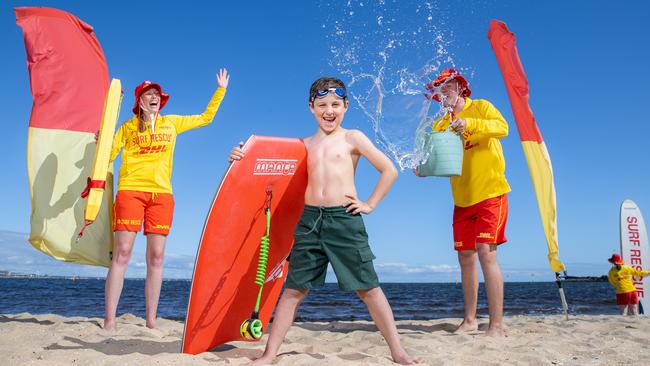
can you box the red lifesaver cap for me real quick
[608,253,624,265]
[425,68,471,102]
[132,81,170,114]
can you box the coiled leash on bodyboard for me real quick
[240,188,272,340]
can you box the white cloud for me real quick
[0,230,612,282]
[375,262,458,274]
[0,230,194,279]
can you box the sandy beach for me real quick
[1,313,648,365]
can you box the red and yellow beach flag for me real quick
[488,20,566,274]
[16,7,113,267]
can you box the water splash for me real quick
[323,0,469,170]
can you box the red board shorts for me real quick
[113,190,174,235]
[453,194,508,251]
[616,291,639,305]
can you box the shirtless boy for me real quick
[230,77,419,365]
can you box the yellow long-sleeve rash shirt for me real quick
[608,265,649,294]
[110,87,226,193]
[433,98,511,207]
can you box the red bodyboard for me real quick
[182,135,308,354]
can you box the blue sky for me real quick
[1,1,648,281]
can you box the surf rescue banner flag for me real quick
[15,7,113,267]
[620,200,650,313]
[488,19,565,273]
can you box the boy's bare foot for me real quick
[146,319,157,329]
[103,319,116,332]
[244,354,275,366]
[392,349,421,365]
[454,319,478,333]
[484,325,506,337]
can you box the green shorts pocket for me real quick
[358,246,376,262]
[355,246,379,288]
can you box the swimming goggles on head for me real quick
[311,87,347,101]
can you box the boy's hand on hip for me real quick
[345,194,373,215]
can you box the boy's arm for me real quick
[454,100,508,140]
[228,141,245,163]
[346,130,398,214]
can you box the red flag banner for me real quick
[488,19,565,273]
[16,7,113,266]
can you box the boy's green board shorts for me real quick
[285,205,380,291]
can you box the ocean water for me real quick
[0,278,618,322]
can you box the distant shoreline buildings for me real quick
[0,270,79,280]
[0,269,608,282]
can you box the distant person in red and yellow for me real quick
[607,253,649,315]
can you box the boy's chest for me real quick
[307,140,355,164]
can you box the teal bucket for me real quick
[418,131,464,177]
